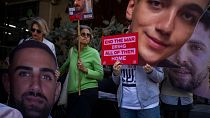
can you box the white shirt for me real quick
[0,103,23,118]
[121,65,159,110]
[19,37,56,56]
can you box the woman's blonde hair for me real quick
[31,17,50,37]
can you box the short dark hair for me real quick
[9,40,57,67]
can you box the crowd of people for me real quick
[1,0,210,118]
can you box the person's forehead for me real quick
[15,47,51,57]
[81,28,90,33]
[14,48,56,67]
[32,23,40,29]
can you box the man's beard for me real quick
[75,4,86,13]
[9,91,52,118]
[169,69,208,92]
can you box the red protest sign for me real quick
[102,33,138,65]
[69,0,94,21]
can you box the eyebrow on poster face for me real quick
[188,39,207,51]
[189,40,206,47]
[180,4,206,24]
[184,4,205,15]
[164,1,206,19]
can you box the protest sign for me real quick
[102,33,138,65]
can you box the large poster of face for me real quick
[167,11,210,99]
[126,0,209,66]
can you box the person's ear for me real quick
[2,73,10,95]
[54,82,61,102]
[126,0,135,21]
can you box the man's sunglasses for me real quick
[31,28,42,34]
[81,32,91,38]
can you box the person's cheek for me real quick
[13,86,24,101]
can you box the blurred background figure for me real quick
[19,17,56,56]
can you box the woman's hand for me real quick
[143,64,153,74]
[77,59,88,74]
[113,61,122,76]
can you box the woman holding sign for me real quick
[59,25,104,118]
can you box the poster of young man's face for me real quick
[69,0,93,21]
[167,11,210,99]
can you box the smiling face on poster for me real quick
[126,0,209,66]
[69,0,94,21]
[167,11,210,99]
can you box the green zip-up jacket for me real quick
[60,46,104,93]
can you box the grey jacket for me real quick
[112,65,164,108]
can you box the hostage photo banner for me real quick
[167,11,210,99]
[69,0,94,21]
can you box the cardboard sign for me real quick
[69,0,93,21]
[102,33,138,65]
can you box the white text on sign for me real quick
[104,36,136,45]
[104,48,136,56]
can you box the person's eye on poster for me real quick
[69,0,94,21]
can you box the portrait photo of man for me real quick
[69,0,93,21]
[167,11,210,99]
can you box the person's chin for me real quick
[139,50,162,66]
[25,110,42,118]
[170,72,193,90]
[23,102,48,118]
